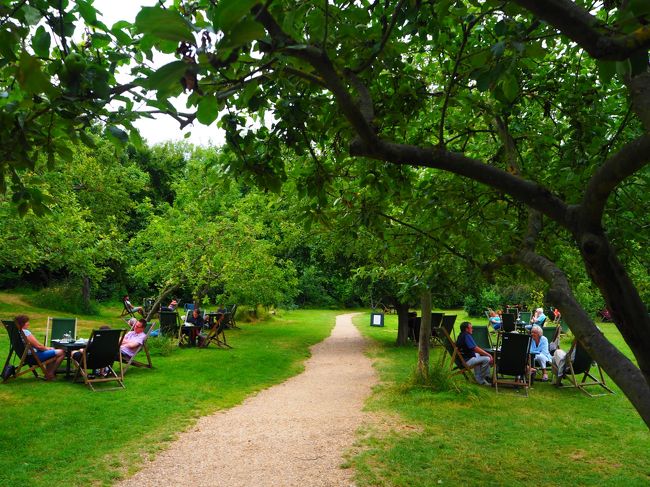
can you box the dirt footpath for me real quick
[118,312,377,487]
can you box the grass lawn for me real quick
[0,292,339,486]
[352,311,650,487]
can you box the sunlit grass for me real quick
[0,293,339,486]
[352,311,650,486]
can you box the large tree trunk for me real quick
[396,302,410,346]
[519,247,650,429]
[417,291,432,381]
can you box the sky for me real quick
[94,1,225,147]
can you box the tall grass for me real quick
[352,311,650,486]
[0,292,339,486]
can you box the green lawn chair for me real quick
[2,319,58,383]
[472,325,493,352]
[72,328,126,391]
[45,317,78,345]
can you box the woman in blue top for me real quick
[488,311,502,330]
[15,315,65,380]
[530,325,552,381]
[526,307,546,331]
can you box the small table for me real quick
[51,339,87,378]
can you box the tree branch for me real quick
[350,138,570,226]
[581,134,650,226]
[513,0,650,60]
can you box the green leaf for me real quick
[17,52,52,94]
[106,126,129,146]
[211,0,257,32]
[222,19,265,48]
[79,131,97,148]
[135,7,194,42]
[597,60,616,85]
[32,26,51,58]
[145,61,188,92]
[77,0,98,25]
[501,74,519,102]
[22,4,41,25]
[197,95,220,125]
[56,144,73,163]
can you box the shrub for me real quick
[27,281,99,315]
[574,281,605,317]
[146,336,175,356]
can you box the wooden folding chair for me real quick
[436,327,481,383]
[120,321,157,373]
[200,315,232,349]
[555,339,613,396]
[45,317,78,345]
[72,328,126,391]
[429,312,445,346]
[493,332,532,396]
[2,319,58,383]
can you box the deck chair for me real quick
[45,317,77,345]
[183,303,195,312]
[493,332,532,396]
[226,304,239,328]
[471,325,493,352]
[120,321,157,372]
[559,319,570,337]
[554,340,613,396]
[429,312,445,345]
[72,328,125,391]
[440,315,456,338]
[501,313,517,333]
[200,315,231,349]
[542,325,559,344]
[120,298,136,318]
[435,327,481,383]
[159,310,180,337]
[2,319,58,382]
[519,311,532,325]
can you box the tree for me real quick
[125,1,650,425]
[130,150,298,309]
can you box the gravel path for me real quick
[118,312,377,487]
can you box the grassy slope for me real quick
[0,292,339,486]
[352,311,650,487]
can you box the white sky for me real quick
[94,1,224,147]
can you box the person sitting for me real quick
[198,312,225,347]
[120,319,148,360]
[526,307,546,331]
[123,295,145,317]
[14,315,65,381]
[183,309,204,346]
[488,310,502,330]
[456,321,493,385]
[552,307,561,322]
[161,298,178,312]
[529,325,552,381]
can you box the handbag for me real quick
[2,364,16,380]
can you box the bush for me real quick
[27,281,99,315]
[146,336,175,356]
[463,286,504,317]
[574,281,605,317]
